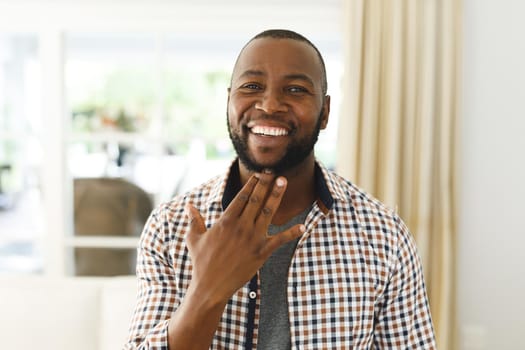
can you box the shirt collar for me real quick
[207,159,349,212]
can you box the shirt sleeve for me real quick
[373,216,437,349]
[124,208,180,350]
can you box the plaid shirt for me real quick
[125,160,436,349]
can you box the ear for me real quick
[226,87,232,114]
[320,95,330,130]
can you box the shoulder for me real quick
[140,174,223,243]
[137,174,225,270]
[154,174,224,223]
[324,168,409,247]
[323,168,397,223]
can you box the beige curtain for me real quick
[337,0,460,348]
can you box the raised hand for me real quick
[184,172,305,305]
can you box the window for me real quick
[0,1,343,276]
[64,33,241,275]
[0,34,43,274]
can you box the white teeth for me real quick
[251,125,288,136]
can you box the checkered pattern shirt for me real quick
[125,160,436,349]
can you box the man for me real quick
[125,29,436,349]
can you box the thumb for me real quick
[185,203,206,234]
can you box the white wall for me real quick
[459,0,525,349]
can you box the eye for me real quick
[240,83,262,90]
[287,86,309,94]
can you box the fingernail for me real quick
[299,224,306,233]
[263,168,273,174]
[276,177,286,187]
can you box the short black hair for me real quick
[233,29,328,95]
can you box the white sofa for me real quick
[0,276,138,350]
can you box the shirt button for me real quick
[249,291,257,299]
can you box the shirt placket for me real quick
[288,202,329,349]
[244,273,259,350]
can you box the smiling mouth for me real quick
[249,125,289,137]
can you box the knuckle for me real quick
[254,245,268,259]
[270,189,281,198]
[238,193,249,203]
[188,216,200,230]
[185,232,196,245]
[274,234,286,246]
[258,177,270,186]
[261,206,272,216]
[250,195,260,204]
[219,216,232,228]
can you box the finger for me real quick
[240,172,275,220]
[185,203,206,235]
[254,176,287,229]
[262,224,306,257]
[224,174,259,217]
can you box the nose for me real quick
[255,89,288,114]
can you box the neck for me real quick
[238,156,317,225]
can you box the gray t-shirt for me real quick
[257,207,310,350]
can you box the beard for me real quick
[227,109,324,174]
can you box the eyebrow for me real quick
[238,69,265,79]
[237,70,315,87]
[285,73,315,87]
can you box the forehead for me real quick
[232,38,323,85]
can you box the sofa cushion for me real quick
[98,276,137,350]
[0,276,138,350]
[0,277,101,350]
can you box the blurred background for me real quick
[0,0,523,349]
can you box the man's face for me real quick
[227,38,330,174]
